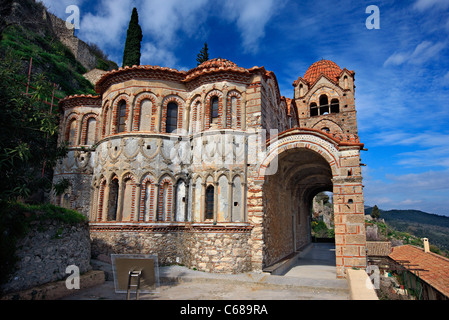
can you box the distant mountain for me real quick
[365,206,449,253]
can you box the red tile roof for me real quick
[184,58,252,82]
[389,245,449,298]
[303,59,342,86]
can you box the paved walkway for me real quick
[284,242,338,280]
[61,243,348,300]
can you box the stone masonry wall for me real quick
[90,227,252,274]
[1,219,91,295]
[47,12,98,70]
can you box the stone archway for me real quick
[249,129,367,278]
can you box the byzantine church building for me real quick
[53,58,366,277]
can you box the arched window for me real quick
[117,100,127,133]
[107,178,119,221]
[232,176,243,222]
[139,99,153,132]
[319,95,329,115]
[166,102,178,133]
[322,127,330,133]
[67,119,77,146]
[175,180,187,222]
[211,96,219,123]
[331,99,340,114]
[85,118,97,145]
[102,107,110,137]
[205,185,214,220]
[121,178,134,222]
[310,102,318,117]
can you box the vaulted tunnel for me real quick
[263,147,333,268]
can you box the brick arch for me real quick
[161,95,185,133]
[132,92,157,132]
[256,131,340,180]
[308,85,342,105]
[111,94,130,134]
[312,119,343,134]
[80,113,99,146]
[227,90,242,129]
[121,171,138,184]
[101,103,111,138]
[205,89,224,129]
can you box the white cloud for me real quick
[78,0,134,48]
[384,41,446,66]
[363,170,449,215]
[40,0,85,17]
[42,0,281,67]
[140,42,190,70]
[443,71,449,85]
[370,131,449,148]
[413,0,449,11]
[221,0,278,53]
[138,0,280,53]
[367,131,449,169]
[138,0,209,46]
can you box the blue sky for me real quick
[42,0,449,216]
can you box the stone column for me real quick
[185,99,191,133]
[213,181,219,224]
[222,89,228,129]
[247,179,264,272]
[184,180,190,222]
[227,181,233,222]
[134,183,142,222]
[200,182,206,222]
[153,183,160,222]
[101,184,110,222]
[76,119,83,146]
[156,96,163,133]
[241,181,247,222]
[89,185,97,222]
[116,181,124,222]
[241,92,247,131]
[127,94,134,132]
[332,176,367,278]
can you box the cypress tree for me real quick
[371,205,380,220]
[196,42,210,66]
[122,7,143,68]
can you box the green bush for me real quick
[0,201,86,289]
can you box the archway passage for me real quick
[256,130,367,279]
[263,148,333,268]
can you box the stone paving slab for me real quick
[61,244,349,301]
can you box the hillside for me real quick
[365,206,449,255]
[0,0,117,99]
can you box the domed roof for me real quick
[303,59,342,85]
[184,58,250,82]
[195,58,238,70]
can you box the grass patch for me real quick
[0,202,86,290]
[0,25,95,99]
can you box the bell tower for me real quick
[293,59,358,135]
